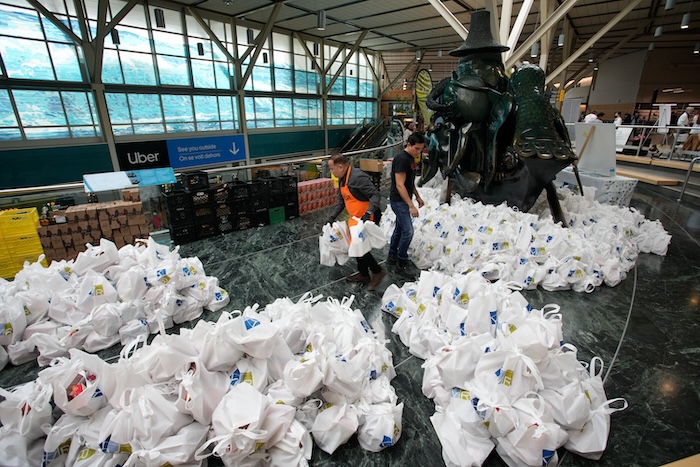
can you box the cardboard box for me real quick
[360,159,384,173]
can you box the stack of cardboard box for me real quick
[39,200,148,262]
[297,178,336,215]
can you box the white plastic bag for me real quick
[0,380,53,440]
[175,359,230,425]
[311,403,359,454]
[565,398,628,460]
[348,219,373,258]
[0,298,27,345]
[357,402,403,452]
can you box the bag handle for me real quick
[598,397,628,414]
[589,356,604,378]
[120,333,146,360]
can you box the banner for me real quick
[166,134,246,169]
[415,69,434,126]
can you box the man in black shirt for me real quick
[388,133,426,278]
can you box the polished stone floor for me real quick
[2,182,699,466]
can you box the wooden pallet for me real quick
[615,168,679,186]
[616,154,652,165]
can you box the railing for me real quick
[677,156,700,202]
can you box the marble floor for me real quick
[2,182,700,466]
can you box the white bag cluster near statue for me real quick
[382,270,628,466]
[0,238,229,370]
[381,186,671,292]
[0,292,403,465]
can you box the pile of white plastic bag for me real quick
[0,292,403,466]
[382,270,627,466]
[319,219,387,266]
[380,186,671,292]
[0,237,229,371]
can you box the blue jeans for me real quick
[389,201,413,261]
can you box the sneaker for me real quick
[346,272,370,283]
[395,260,416,279]
[386,256,397,266]
[367,268,386,291]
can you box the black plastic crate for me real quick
[229,180,251,201]
[248,180,268,198]
[215,203,232,218]
[166,206,194,227]
[250,194,269,210]
[285,200,299,220]
[260,177,285,195]
[235,213,253,231]
[196,222,217,239]
[182,171,209,191]
[210,185,230,204]
[269,193,286,208]
[191,190,213,206]
[164,191,192,211]
[252,208,270,227]
[217,217,235,234]
[193,205,215,224]
[229,199,250,216]
[286,191,300,204]
[170,224,196,245]
[279,175,297,193]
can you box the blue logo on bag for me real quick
[520,258,528,265]
[214,291,223,301]
[489,311,497,325]
[459,323,466,336]
[139,319,147,326]
[156,268,166,277]
[358,231,365,241]
[386,301,395,311]
[143,277,152,288]
[542,449,555,465]
[244,318,260,330]
[379,435,393,448]
[360,320,370,333]
[433,286,440,298]
[546,235,553,243]
[230,369,241,386]
[182,266,191,276]
[370,370,377,380]
[93,388,103,398]
[176,299,183,307]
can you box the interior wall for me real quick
[637,48,700,105]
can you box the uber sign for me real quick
[116,140,170,170]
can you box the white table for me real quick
[555,167,638,206]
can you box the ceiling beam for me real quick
[26,0,83,45]
[380,57,417,98]
[545,0,644,84]
[499,0,514,45]
[426,0,469,40]
[505,0,534,59]
[102,0,140,38]
[506,0,580,68]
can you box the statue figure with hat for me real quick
[420,10,579,224]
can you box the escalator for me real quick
[337,122,374,154]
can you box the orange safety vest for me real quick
[340,166,373,229]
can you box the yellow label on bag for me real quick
[58,438,71,455]
[159,275,171,284]
[393,424,400,438]
[276,400,286,404]
[24,306,31,316]
[255,442,265,452]
[381,363,388,372]
[459,293,469,305]
[94,284,104,296]
[77,448,96,461]
[417,303,426,316]
[502,369,513,386]
[456,389,470,400]
[306,343,313,352]
[198,281,206,290]
[242,372,254,385]
[508,324,517,334]
[584,389,592,404]
[395,307,403,316]
[3,323,12,336]
[320,402,334,412]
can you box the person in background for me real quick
[584,110,604,123]
[403,122,415,144]
[149,212,162,230]
[387,132,426,278]
[327,154,386,291]
[623,113,632,125]
[678,106,695,127]
[614,112,623,126]
[682,111,700,152]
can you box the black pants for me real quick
[357,252,382,276]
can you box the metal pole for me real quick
[677,156,700,202]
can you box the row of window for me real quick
[0,88,376,140]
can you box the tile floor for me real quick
[1,182,699,466]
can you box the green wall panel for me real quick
[329,128,354,149]
[0,144,113,189]
[248,130,325,159]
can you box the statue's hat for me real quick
[449,10,509,56]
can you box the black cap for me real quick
[449,10,509,57]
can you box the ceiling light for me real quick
[654,26,663,37]
[317,10,326,31]
[593,63,599,70]
[262,52,268,64]
[110,29,120,45]
[681,13,691,29]
[154,8,165,28]
[695,42,700,54]
[662,88,675,92]
[530,42,539,58]
[649,42,655,51]
[588,55,594,62]
[416,50,422,61]
[197,42,204,56]
[349,69,353,75]
[665,0,676,10]
[223,0,232,5]
[437,50,443,57]
[428,64,432,72]
[313,42,319,56]
[558,33,565,47]
[247,28,254,45]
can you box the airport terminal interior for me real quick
[1,0,700,466]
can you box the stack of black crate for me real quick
[263,175,298,223]
[229,180,253,231]
[281,175,299,220]
[165,190,196,244]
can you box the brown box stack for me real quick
[40,200,149,263]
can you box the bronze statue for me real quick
[419,10,579,225]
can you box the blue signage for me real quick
[166,135,246,169]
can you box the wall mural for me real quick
[419,11,580,225]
